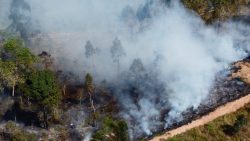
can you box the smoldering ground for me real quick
[0,0,250,140]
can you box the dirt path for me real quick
[149,94,250,141]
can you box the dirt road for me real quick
[149,94,250,141]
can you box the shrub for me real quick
[92,117,129,141]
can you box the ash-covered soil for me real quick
[144,60,250,140]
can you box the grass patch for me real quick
[91,117,129,141]
[5,121,37,141]
[166,102,250,141]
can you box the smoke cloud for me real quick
[1,0,250,139]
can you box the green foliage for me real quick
[3,38,36,69]
[5,121,18,132]
[19,70,61,108]
[233,115,248,132]
[165,104,250,141]
[211,0,230,5]
[10,131,36,141]
[0,61,20,86]
[222,115,248,136]
[0,30,13,39]
[5,121,37,141]
[0,38,36,96]
[85,73,94,94]
[92,117,129,141]
[0,60,25,96]
[3,38,24,53]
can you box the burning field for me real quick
[147,59,250,140]
[0,0,250,141]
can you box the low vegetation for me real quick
[5,121,37,141]
[166,102,250,141]
[92,117,129,141]
[182,0,249,23]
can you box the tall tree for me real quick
[8,0,32,40]
[110,38,126,74]
[19,70,61,128]
[85,40,95,58]
[84,73,96,113]
[0,61,24,96]
[129,58,145,89]
[85,40,97,70]
[129,58,145,75]
[0,38,36,96]
[3,38,36,71]
[58,72,74,97]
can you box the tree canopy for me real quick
[20,70,61,108]
[92,117,129,141]
[0,38,36,96]
[110,38,126,63]
[3,38,36,70]
[85,73,94,94]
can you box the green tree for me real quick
[3,38,36,70]
[84,73,96,113]
[19,70,61,128]
[0,38,36,96]
[0,61,24,96]
[92,117,129,141]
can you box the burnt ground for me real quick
[144,62,250,140]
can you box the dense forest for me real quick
[0,34,132,140]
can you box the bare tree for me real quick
[85,40,97,71]
[129,58,145,75]
[58,71,74,96]
[110,37,126,74]
[38,51,54,70]
[129,58,145,88]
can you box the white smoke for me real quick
[0,0,250,139]
[0,1,11,29]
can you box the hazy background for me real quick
[0,0,250,139]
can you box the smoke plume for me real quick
[0,0,250,139]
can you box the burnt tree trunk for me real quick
[12,84,15,97]
[43,107,48,129]
[89,92,96,113]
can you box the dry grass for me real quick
[182,0,249,23]
[232,61,250,84]
[166,102,250,141]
